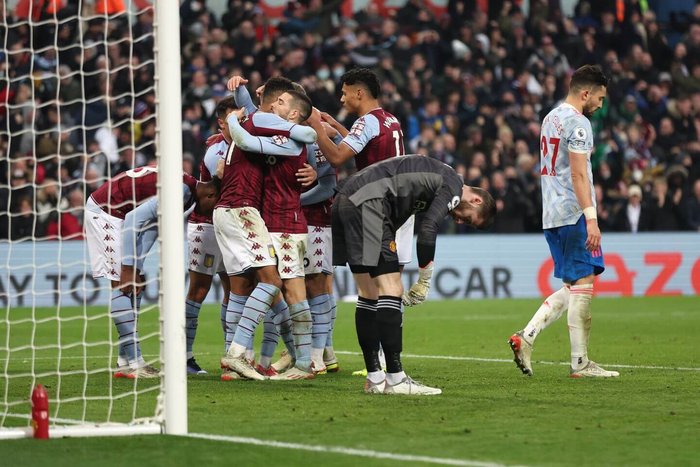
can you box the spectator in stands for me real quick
[647,176,685,231]
[615,184,650,233]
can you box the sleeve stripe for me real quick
[341,140,359,154]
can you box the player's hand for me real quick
[307,107,322,127]
[206,132,224,147]
[255,85,265,99]
[231,108,246,121]
[226,75,248,91]
[119,265,138,295]
[402,263,434,306]
[134,274,146,297]
[296,163,317,186]
[585,219,601,252]
[321,121,338,139]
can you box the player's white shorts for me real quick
[396,215,415,265]
[187,222,226,275]
[213,207,276,275]
[85,198,123,281]
[304,225,332,275]
[271,232,307,279]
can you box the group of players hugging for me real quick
[86,58,505,394]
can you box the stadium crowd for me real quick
[2,0,700,241]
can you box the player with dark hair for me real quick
[508,64,619,378]
[333,155,496,395]
[183,95,238,375]
[307,67,415,374]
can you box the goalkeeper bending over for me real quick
[332,155,496,395]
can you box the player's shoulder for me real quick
[205,140,228,158]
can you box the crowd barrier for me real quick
[1,233,698,307]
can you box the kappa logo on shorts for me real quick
[103,223,112,230]
[312,237,323,244]
[281,233,291,239]
[281,243,292,250]
[315,261,323,267]
[247,232,257,239]
[196,225,204,231]
[192,247,201,255]
[190,259,199,266]
[282,254,293,262]
[389,241,397,253]
[255,254,264,262]
[193,236,202,243]
[239,209,249,217]
[105,246,115,253]
[104,234,115,242]
[203,254,214,268]
[282,266,292,274]
[314,249,323,256]
[313,226,323,233]
[242,220,253,229]
[251,243,262,250]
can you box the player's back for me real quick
[90,166,159,219]
[262,145,308,234]
[348,108,404,171]
[216,117,266,210]
[540,102,594,229]
[340,156,462,227]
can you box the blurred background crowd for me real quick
[1,0,700,241]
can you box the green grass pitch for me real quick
[1,296,698,466]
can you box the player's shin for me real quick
[111,289,142,368]
[260,310,279,369]
[289,300,313,371]
[523,285,570,343]
[376,296,405,384]
[230,283,279,357]
[309,294,332,369]
[568,284,594,370]
[355,297,381,375]
[224,292,248,353]
[185,299,202,359]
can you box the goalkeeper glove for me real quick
[402,262,434,307]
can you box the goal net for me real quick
[0,0,185,438]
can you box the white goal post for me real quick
[0,0,186,438]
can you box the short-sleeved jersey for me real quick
[339,155,463,248]
[540,102,595,229]
[262,144,308,234]
[302,143,335,227]
[189,138,228,224]
[216,111,295,210]
[90,166,198,219]
[341,108,404,170]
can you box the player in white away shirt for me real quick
[508,65,619,378]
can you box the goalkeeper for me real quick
[332,155,495,395]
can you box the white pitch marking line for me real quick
[187,432,519,467]
[334,351,700,372]
[21,351,700,372]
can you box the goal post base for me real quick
[0,422,162,440]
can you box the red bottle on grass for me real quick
[31,384,49,439]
